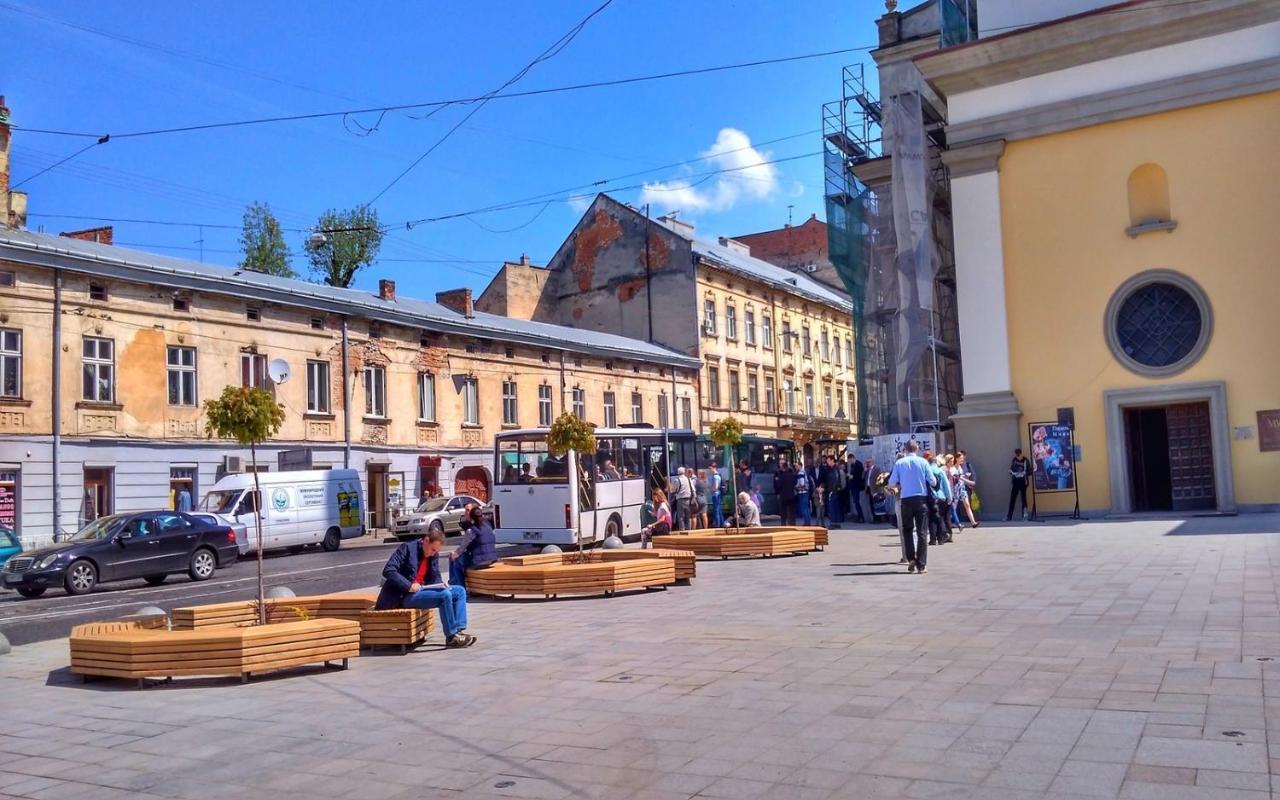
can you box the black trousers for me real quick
[1008,479,1028,520]
[927,496,952,543]
[848,487,865,523]
[675,497,692,530]
[900,496,929,568]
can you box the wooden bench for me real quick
[651,527,820,559]
[494,548,696,582]
[172,592,432,652]
[69,618,360,688]
[465,551,678,598]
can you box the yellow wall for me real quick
[999,90,1280,511]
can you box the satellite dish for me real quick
[267,358,291,385]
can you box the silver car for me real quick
[391,495,485,539]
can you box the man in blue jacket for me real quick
[375,529,476,648]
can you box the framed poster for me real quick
[1028,422,1075,493]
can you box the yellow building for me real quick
[0,229,700,546]
[916,0,1280,515]
[480,194,858,457]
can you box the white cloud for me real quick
[640,128,780,215]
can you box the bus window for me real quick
[496,435,565,484]
[595,438,621,481]
[620,438,642,479]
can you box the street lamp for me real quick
[308,231,328,248]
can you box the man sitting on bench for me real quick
[375,529,476,648]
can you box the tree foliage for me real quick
[239,202,295,277]
[203,386,285,445]
[547,412,596,457]
[304,207,384,288]
[708,416,744,448]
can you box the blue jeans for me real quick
[403,585,469,638]
[827,492,842,526]
[710,490,724,527]
[796,493,812,526]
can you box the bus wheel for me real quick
[604,516,622,544]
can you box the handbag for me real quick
[969,490,982,513]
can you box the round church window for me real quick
[1104,270,1212,377]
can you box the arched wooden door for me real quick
[455,466,491,502]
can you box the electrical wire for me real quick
[11,137,108,188]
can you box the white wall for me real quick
[950,170,1013,397]
[979,0,1112,36]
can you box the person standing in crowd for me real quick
[887,440,934,574]
[865,457,883,523]
[707,460,724,528]
[774,457,798,526]
[926,452,953,545]
[956,451,980,528]
[846,454,865,524]
[737,460,753,497]
[821,455,844,529]
[671,466,694,531]
[793,461,812,526]
[640,488,671,548]
[694,469,709,530]
[945,454,963,530]
[1007,448,1030,521]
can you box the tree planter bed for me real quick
[69,618,360,688]
[171,592,432,652]
[465,550,683,598]
[651,527,823,559]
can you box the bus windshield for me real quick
[497,434,567,485]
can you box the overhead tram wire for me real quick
[10,136,108,188]
[363,0,615,206]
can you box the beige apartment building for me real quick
[479,194,858,458]
[0,228,700,546]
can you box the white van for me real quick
[199,469,364,554]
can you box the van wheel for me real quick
[143,574,167,586]
[65,560,97,595]
[188,548,217,581]
[322,527,341,552]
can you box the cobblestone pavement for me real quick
[3,515,1280,800]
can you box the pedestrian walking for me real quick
[672,467,694,531]
[821,455,843,528]
[945,454,963,531]
[694,469,709,530]
[926,452,953,545]
[708,461,725,528]
[956,451,980,528]
[865,457,882,523]
[1007,448,1030,521]
[887,440,933,574]
[847,454,866,524]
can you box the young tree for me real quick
[204,386,285,624]
[708,417,744,532]
[305,207,384,288]
[239,202,295,277]
[547,412,596,559]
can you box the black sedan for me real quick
[2,511,240,598]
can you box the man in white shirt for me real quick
[671,466,694,531]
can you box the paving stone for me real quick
[1133,736,1267,772]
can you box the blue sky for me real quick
[5,0,884,299]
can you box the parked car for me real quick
[190,513,250,555]
[2,511,240,598]
[0,525,20,570]
[390,495,487,539]
[200,469,364,554]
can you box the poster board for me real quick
[1027,421,1080,520]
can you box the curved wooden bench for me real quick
[495,549,696,582]
[466,552,678,598]
[172,592,431,651]
[651,527,820,559]
[69,618,360,688]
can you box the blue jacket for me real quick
[375,540,441,610]
[458,520,498,568]
[929,464,952,502]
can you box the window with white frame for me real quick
[572,388,586,420]
[166,346,197,406]
[630,391,643,424]
[837,386,845,416]
[707,366,721,407]
[804,381,815,416]
[747,372,759,411]
[845,337,853,368]
[417,373,436,421]
[364,365,387,417]
[728,369,740,411]
[240,352,266,388]
[502,380,518,425]
[783,379,795,414]
[703,298,717,335]
[0,329,21,398]
[781,320,792,353]
[744,310,756,345]
[307,360,331,414]
[764,375,776,413]
[823,385,832,417]
[538,384,553,426]
[835,335,843,367]
[603,391,617,427]
[802,326,812,357]
[762,315,773,349]
[462,377,479,424]
[725,305,737,340]
[82,337,114,402]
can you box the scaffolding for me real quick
[823,63,963,439]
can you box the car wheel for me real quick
[188,548,217,582]
[143,574,167,586]
[428,520,444,536]
[321,527,341,552]
[65,560,97,595]
[16,586,46,599]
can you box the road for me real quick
[0,537,530,646]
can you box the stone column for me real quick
[942,140,1021,519]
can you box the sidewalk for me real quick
[2,515,1279,799]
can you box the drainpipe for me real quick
[341,317,351,469]
[558,350,567,404]
[644,203,654,344]
[51,268,62,540]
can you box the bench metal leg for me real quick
[137,678,146,690]
[241,672,249,684]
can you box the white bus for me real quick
[492,427,696,546]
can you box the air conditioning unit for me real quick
[803,264,819,274]
[223,455,244,474]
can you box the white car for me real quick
[391,495,485,540]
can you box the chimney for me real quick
[657,214,695,238]
[519,253,531,266]
[0,96,26,230]
[378,278,396,301]
[718,236,751,257]
[60,226,114,245]
[436,288,474,318]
